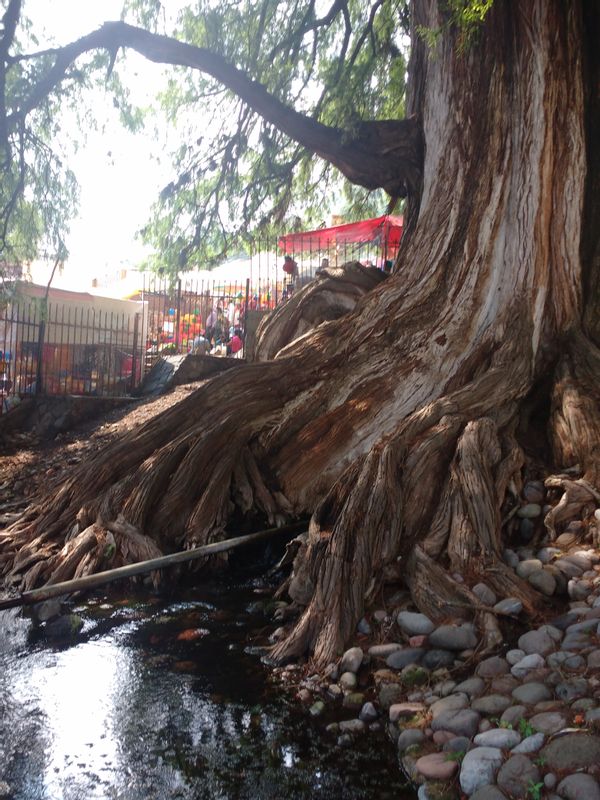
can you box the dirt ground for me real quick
[0,383,204,520]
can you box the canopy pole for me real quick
[0,521,308,612]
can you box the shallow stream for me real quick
[0,574,414,800]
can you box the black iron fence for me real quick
[0,298,144,412]
[0,231,398,413]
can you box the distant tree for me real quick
[2,0,599,665]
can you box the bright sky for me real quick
[25,0,177,290]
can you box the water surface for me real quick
[0,578,414,799]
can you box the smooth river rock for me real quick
[396,611,435,636]
[428,623,478,651]
[459,747,504,796]
[496,754,540,798]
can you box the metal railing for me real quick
[0,298,144,412]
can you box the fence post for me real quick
[35,315,46,395]
[244,278,250,342]
[175,278,182,353]
[131,312,141,393]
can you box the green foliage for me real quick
[417,0,493,52]
[527,780,544,800]
[2,0,409,280]
[518,718,535,738]
[443,749,465,763]
[129,0,408,274]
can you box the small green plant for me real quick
[533,755,546,767]
[499,719,513,730]
[518,718,535,738]
[444,749,465,764]
[527,780,544,800]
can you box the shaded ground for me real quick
[0,382,206,517]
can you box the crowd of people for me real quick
[190,303,244,357]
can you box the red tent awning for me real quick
[278,215,403,252]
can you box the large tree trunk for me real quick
[2,0,600,665]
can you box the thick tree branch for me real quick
[9,21,423,197]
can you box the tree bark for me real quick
[2,0,600,666]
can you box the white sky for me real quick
[24,0,178,289]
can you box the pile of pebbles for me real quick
[271,482,600,799]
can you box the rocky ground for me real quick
[270,482,600,800]
[2,400,600,799]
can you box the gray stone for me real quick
[571,698,595,711]
[586,708,600,726]
[338,718,365,734]
[588,650,600,669]
[528,712,566,734]
[357,617,371,635]
[511,732,545,753]
[556,773,600,800]
[470,787,507,800]
[493,598,523,616]
[569,578,593,601]
[454,676,486,698]
[474,729,521,749]
[459,747,504,795]
[516,558,543,578]
[544,773,557,790]
[397,728,425,753]
[359,701,378,722]
[511,682,552,705]
[438,679,457,696]
[472,695,513,716]
[547,651,585,670]
[563,553,593,572]
[430,693,469,718]
[368,643,402,658]
[517,503,542,518]
[538,546,562,563]
[340,646,364,674]
[491,675,520,694]
[500,705,527,727]
[556,560,584,578]
[339,671,357,690]
[429,623,478,651]
[565,617,599,635]
[396,611,435,636]
[422,649,455,669]
[549,611,579,630]
[523,481,544,503]
[528,568,557,595]
[496,754,540,798]
[517,628,557,656]
[506,648,526,665]
[511,653,546,679]
[386,647,425,669]
[477,656,509,678]
[473,583,497,606]
[562,631,595,650]
[443,735,471,753]
[431,708,481,738]
[556,677,588,702]
[503,549,520,569]
[541,733,600,770]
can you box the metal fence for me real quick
[0,298,144,412]
[0,231,397,413]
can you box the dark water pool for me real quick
[0,578,414,800]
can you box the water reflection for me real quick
[0,587,414,800]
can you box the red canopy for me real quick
[278,215,403,252]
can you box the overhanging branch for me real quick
[9,20,423,197]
